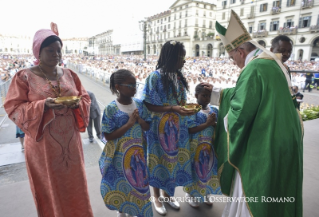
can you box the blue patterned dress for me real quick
[141,70,193,196]
[184,105,222,202]
[99,99,153,217]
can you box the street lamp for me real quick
[92,36,96,56]
[139,19,151,61]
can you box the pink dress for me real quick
[4,68,93,217]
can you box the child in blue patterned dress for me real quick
[184,84,221,208]
[142,40,195,215]
[99,69,153,217]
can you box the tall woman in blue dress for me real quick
[142,40,195,215]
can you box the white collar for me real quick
[245,49,261,66]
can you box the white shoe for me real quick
[185,193,200,208]
[160,193,180,210]
[117,212,126,217]
[153,200,167,215]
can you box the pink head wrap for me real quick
[32,22,62,65]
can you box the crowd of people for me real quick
[1,14,311,217]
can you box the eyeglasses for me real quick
[119,84,136,89]
[229,49,238,61]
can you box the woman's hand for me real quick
[45,98,66,110]
[68,101,80,109]
[172,106,196,116]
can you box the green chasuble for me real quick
[215,56,303,217]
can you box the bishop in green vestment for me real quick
[208,10,303,217]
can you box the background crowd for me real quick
[1,54,319,100]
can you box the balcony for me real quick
[277,27,298,35]
[271,7,281,14]
[301,0,314,9]
[203,25,206,28]
[310,25,319,33]
[184,24,187,27]
[209,26,213,29]
[252,30,268,38]
[247,14,255,19]
[195,24,198,27]
[163,28,167,32]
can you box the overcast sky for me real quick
[0,0,216,39]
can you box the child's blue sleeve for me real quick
[101,104,116,134]
[187,114,197,128]
[135,99,152,123]
[142,71,163,106]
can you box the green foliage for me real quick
[300,106,319,121]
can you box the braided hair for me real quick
[110,69,135,96]
[156,40,189,99]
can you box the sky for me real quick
[0,0,215,39]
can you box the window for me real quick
[185,19,188,27]
[258,22,266,30]
[240,8,244,16]
[231,0,236,4]
[286,0,295,7]
[299,16,311,28]
[168,32,170,38]
[168,17,171,22]
[317,15,319,25]
[222,12,225,20]
[284,19,294,28]
[204,11,206,17]
[186,11,188,17]
[209,12,212,17]
[180,12,182,18]
[222,1,227,8]
[273,0,281,7]
[196,10,198,15]
[249,26,253,33]
[270,21,279,31]
[260,3,268,12]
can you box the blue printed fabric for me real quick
[141,70,194,196]
[184,105,222,202]
[99,98,153,217]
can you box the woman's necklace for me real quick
[38,65,61,97]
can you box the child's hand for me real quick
[128,109,138,127]
[206,113,216,126]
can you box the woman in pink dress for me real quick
[4,23,93,217]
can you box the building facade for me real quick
[146,0,217,57]
[61,37,88,55]
[215,0,319,60]
[87,30,121,56]
[0,34,32,54]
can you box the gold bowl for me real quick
[182,103,202,113]
[55,96,81,106]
